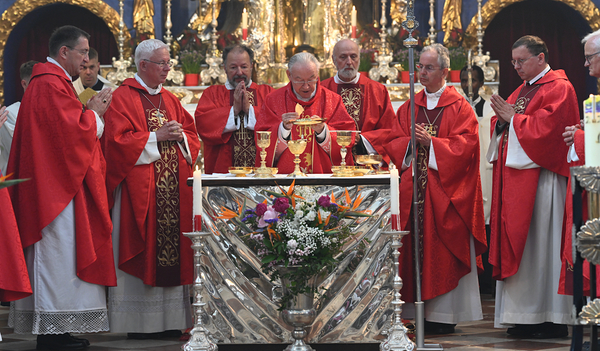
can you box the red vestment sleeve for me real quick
[7,62,116,286]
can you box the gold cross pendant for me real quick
[424,124,437,137]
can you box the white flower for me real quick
[305,210,316,221]
[287,239,298,250]
[319,209,331,220]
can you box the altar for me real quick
[193,174,398,343]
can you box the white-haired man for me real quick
[384,43,487,334]
[103,39,200,338]
[321,39,395,165]
[256,52,356,173]
[195,44,273,173]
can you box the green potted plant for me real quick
[359,49,375,77]
[448,46,467,82]
[394,48,419,83]
[180,50,203,86]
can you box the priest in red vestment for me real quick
[195,45,274,174]
[7,25,115,350]
[103,39,200,336]
[488,35,578,339]
[256,52,356,174]
[384,44,486,335]
[0,106,31,304]
[321,39,395,166]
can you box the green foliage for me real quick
[449,47,467,71]
[179,50,204,74]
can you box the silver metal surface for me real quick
[197,184,395,343]
[576,218,600,265]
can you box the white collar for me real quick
[528,65,551,85]
[425,84,446,98]
[334,72,360,84]
[47,57,72,82]
[135,73,162,95]
[293,86,317,102]
[225,79,253,90]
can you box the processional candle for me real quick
[584,94,600,167]
[193,166,203,231]
[390,167,400,230]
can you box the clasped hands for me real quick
[281,112,325,134]
[232,81,251,116]
[156,120,185,142]
[414,123,432,147]
[562,121,583,147]
[87,88,112,117]
[490,94,515,124]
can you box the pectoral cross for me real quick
[424,124,437,137]
[152,109,165,124]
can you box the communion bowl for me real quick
[228,167,253,177]
[355,154,383,165]
[353,166,371,176]
[293,117,325,125]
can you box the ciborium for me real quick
[356,154,383,175]
[287,139,308,177]
[255,131,274,178]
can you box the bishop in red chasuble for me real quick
[321,39,395,165]
[256,52,356,174]
[385,44,486,332]
[103,40,200,334]
[195,45,274,174]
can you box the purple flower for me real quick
[273,197,290,213]
[318,195,332,207]
[256,203,267,216]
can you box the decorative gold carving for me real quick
[0,0,132,103]
[133,0,155,39]
[465,0,600,49]
[441,0,462,46]
[576,218,600,265]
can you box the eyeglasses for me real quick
[291,79,318,86]
[143,59,174,68]
[415,63,441,72]
[66,46,89,57]
[585,51,600,64]
[510,55,536,67]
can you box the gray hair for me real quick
[583,29,600,51]
[420,43,450,69]
[288,52,320,72]
[135,39,169,69]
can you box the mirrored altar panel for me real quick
[197,183,396,343]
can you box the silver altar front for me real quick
[195,175,396,343]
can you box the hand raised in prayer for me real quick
[490,94,514,124]
[233,81,249,116]
[415,123,431,147]
[563,124,581,147]
[87,88,113,117]
[0,106,7,129]
[282,112,299,130]
[156,120,184,142]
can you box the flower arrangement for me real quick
[179,50,204,74]
[393,48,418,71]
[218,181,370,309]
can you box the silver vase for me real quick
[277,265,319,351]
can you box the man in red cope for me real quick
[0,106,32,343]
[384,43,487,334]
[195,45,273,173]
[256,52,356,174]
[321,39,395,165]
[7,25,115,350]
[103,39,200,338]
[488,35,578,338]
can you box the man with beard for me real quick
[256,52,356,174]
[102,39,200,338]
[488,35,578,338]
[321,39,395,165]
[195,44,274,173]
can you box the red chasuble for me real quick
[103,78,201,287]
[256,83,356,174]
[384,86,487,302]
[489,69,579,281]
[195,83,274,174]
[7,62,116,286]
[321,74,395,164]
[0,186,31,301]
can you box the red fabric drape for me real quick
[482,0,590,116]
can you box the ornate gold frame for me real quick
[0,0,131,103]
[465,0,600,48]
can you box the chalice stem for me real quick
[340,147,347,167]
[260,149,267,168]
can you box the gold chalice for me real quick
[355,154,383,175]
[287,139,307,177]
[332,130,357,177]
[229,166,253,177]
[255,131,273,178]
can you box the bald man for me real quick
[321,39,395,166]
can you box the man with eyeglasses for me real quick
[321,39,396,166]
[195,44,274,173]
[487,35,578,339]
[256,52,356,173]
[102,39,201,339]
[384,43,487,335]
[6,25,116,350]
